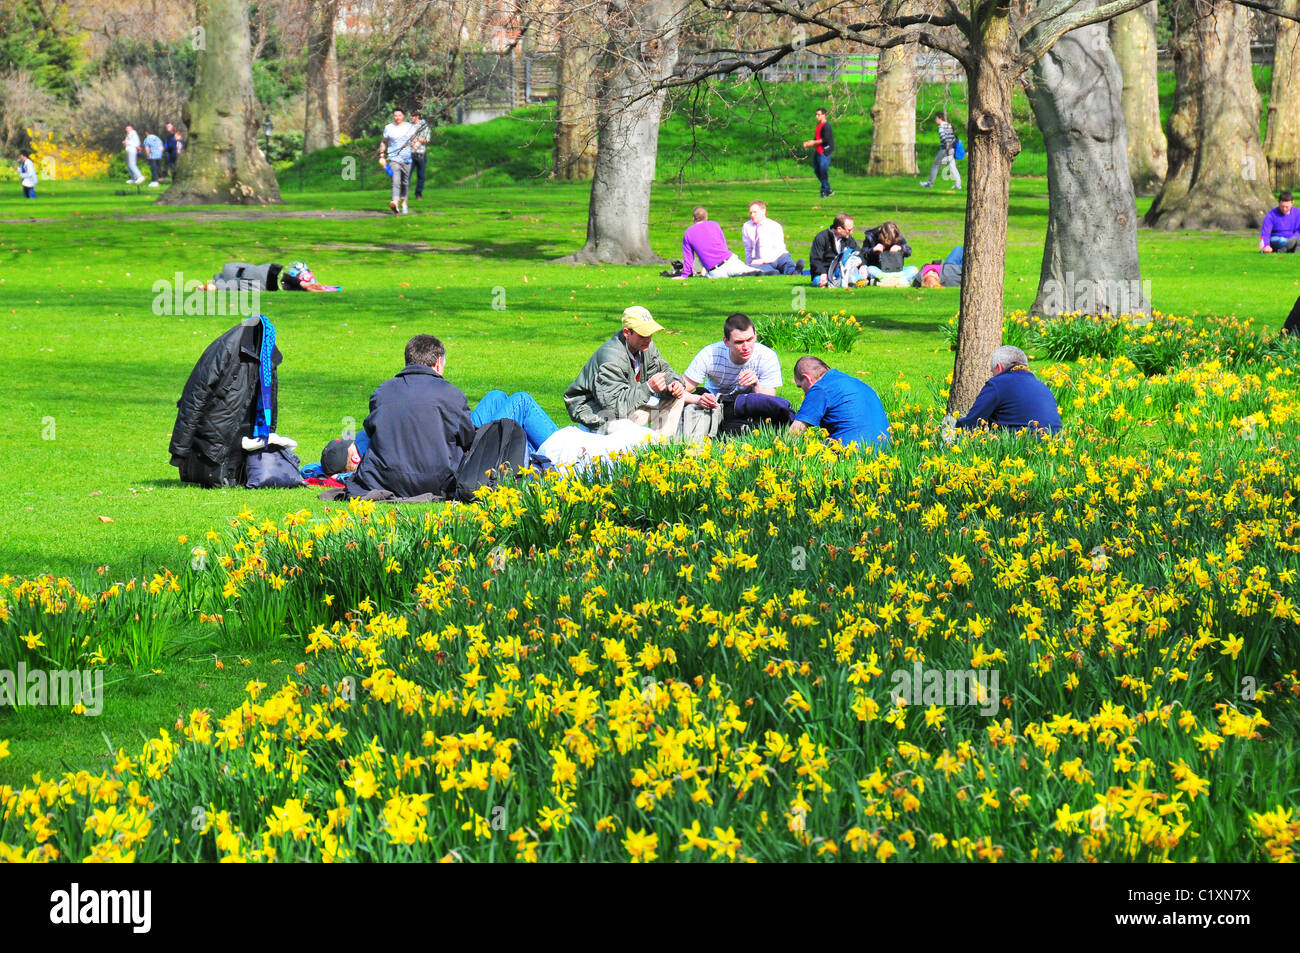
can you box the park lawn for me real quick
[1,174,1295,581]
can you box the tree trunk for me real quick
[948,10,1020,418]
[1266,0,1300,189]
[867,42,918,175]
[1144,0,1272,229]
[1110,3,1167,195]
[552,18,599,180]
[1028,4,1148,317]
[303,0,341,155]
[558,0,680,265]
[158,0,279,205]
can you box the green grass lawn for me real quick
[2,175,1294,581]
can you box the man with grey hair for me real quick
[955,345,1061,435]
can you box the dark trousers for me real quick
[411,153,427,198]
[165,152,177,178]
[148,158,161,182]
[813,152,832,196]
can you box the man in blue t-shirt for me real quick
[955,345,1061,435]
[789,355,890,448]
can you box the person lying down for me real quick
[204,261,340,292]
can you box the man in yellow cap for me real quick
[564,305,686,436]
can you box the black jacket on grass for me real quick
[349,364,477,500]
[809,228,859,281]
[170,316,280,488]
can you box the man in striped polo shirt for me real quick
[680,313,784,438]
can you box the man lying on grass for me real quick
[204,261,340,292]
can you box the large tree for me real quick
[1110,3,1167,194]
[868,42,919,175]
[552,11,600,179]
[158,0,279,205]
[1266,0,1300,188]
[1144,0,1274,228]
[1027,0,1148,316]
[303,0,341,154]
[557,0,683,265]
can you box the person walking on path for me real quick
[143,130,165,187]
[379,108,416,214]
[409,110,430,200]
[802,108,835,198]
[920,114,960,190]
[123,125,144,184]
[17,153,37,198]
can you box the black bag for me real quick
[454,419,527,502]
[877,249,906,273]
[246,446,305,488]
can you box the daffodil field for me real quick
[2,313,1299,862]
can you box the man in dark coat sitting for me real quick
[956,345,1062,436]
[809,213,858,287]
[349,334,476,499]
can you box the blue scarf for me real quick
[253,315,275,440]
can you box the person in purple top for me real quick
[680,206,761,278]
[1260,191,1300,253]
[956,345,1061,436]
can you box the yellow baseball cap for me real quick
[621,305,665,336]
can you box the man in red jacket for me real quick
[802,108,835,198]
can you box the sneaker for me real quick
[389,201,398,214]
[920,181,932,188]
[133,176,146,184]
[795,259,805,274]
[825,190,834,197]
[148,181,159,188]
[401,202,409,214]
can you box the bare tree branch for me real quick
[1016,0,1172,68]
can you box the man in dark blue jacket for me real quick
[956,345,1061,435]
[349,334,476,499]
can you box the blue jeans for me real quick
[471,391,558,452]
[411,153,427,198]
[1269,235,1299,252]
[22,186,35,198]
[755,252,797,275]
[813,153,832,196]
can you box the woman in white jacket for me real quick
[18,153,37,198]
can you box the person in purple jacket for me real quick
[1261,191,1300,252]
[955,345,1061,436]
[680,206,761,278]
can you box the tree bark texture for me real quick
[158,0,280,205]
[1266,0,1300,189]
[1144,0,1273,229]
[559,0,680,265]
[867,43,918,175]
[303,0,341,155]
[948,8,1020,419]
[552,18,599,180]
[1110,3,1167,195]
[1028,4,1148,318]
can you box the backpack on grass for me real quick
[454,419,527,502]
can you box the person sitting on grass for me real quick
[205,262,340,292]
[862,221,918,285]
[1260,190,1300,253]
[955,345,1061,436]
[679,312,789,439]
[564,306,686,435]
[742,201,802,276]
[680,206,762,278]
[809,213,858,287]
[788,355,890,449]
[319,391,558,479]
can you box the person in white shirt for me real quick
[17,153,37,198]
[123,125,144,184]
[742,201,801,275]
[379,108,416,214]
[680,312,785,438]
